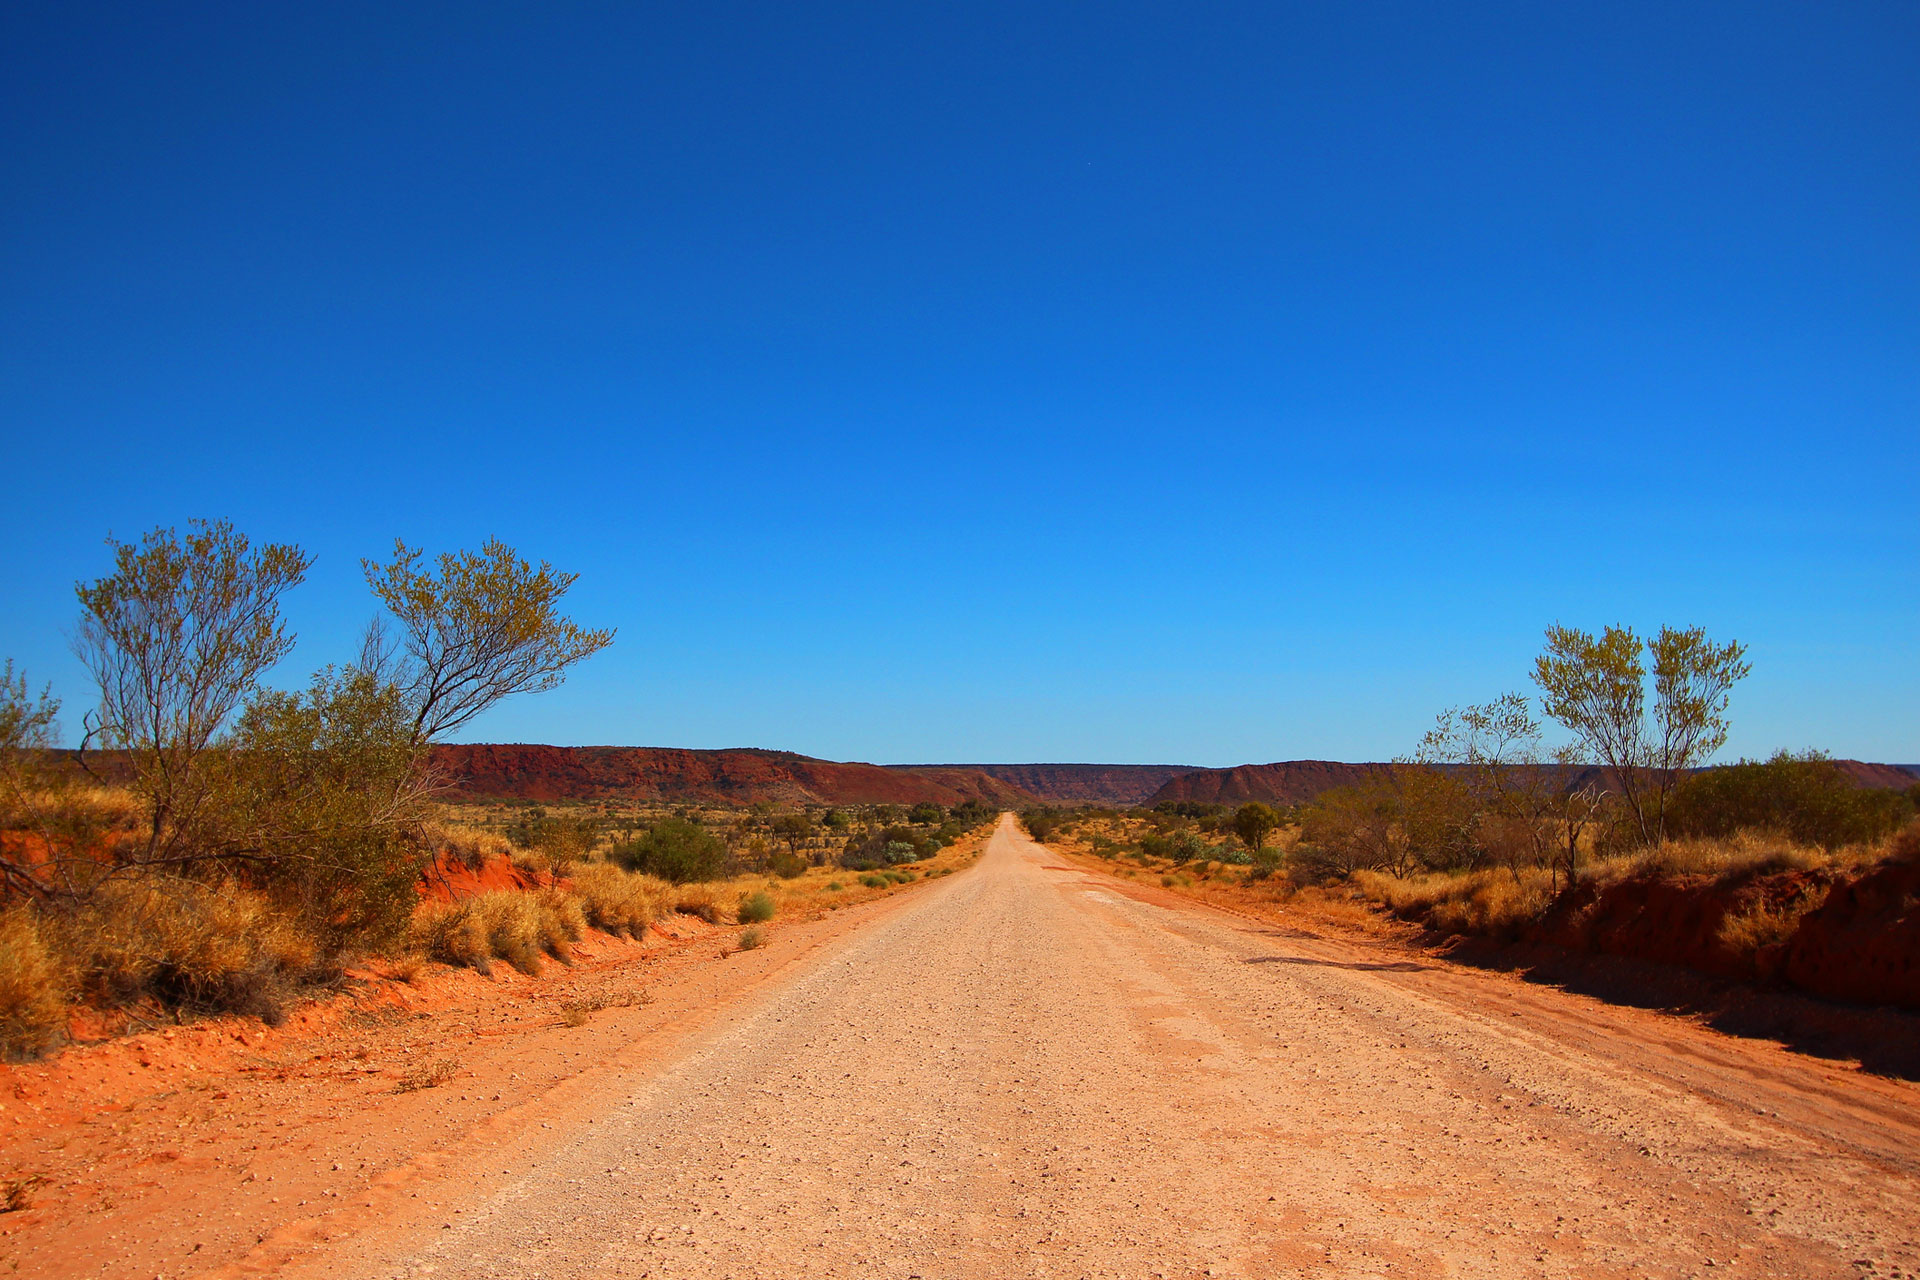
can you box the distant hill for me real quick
[886,763,1198,807]
[1146,760,1400,807]
[429,744,1039,807]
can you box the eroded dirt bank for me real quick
[230,815,1920,1280]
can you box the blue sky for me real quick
[2,2,1914,766]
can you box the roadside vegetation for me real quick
[1035,623,1920,995]
[0,519,997,1060]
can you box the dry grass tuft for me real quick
[411,887,586,976]
[672,884,723,923]
[423,821,515,872]
[395,1058,460,1092]
[0,908,66,1059]
[3,1174,46,1213]
[1355,867,1555,938]
[59,878,317,1021]
[567,862,669,937]
[1718,888,1830,956]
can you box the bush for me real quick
[1021,809,1068,842]
[611,818,728,883]
[907,802,945,825]
[503,806,598,873]
[1140,830,1211,863]
[1668,752,1914,849]
[769,850,808,879]
[859,873,887,888]
[737,928,763,951]
[737,891,776,924]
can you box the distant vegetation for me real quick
[1023,623,1919,958]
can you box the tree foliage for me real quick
[363,538,614,745]
[1534,624,1748,845]
[1229,802,1278,854]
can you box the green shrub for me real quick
[737,891,776,924]
[737,927,763,951]
[769,850,808,878]
[1668,752,1915,848]
[611,818,728,883]
[859,874,887,888]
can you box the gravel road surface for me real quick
[318,816,1920,1279]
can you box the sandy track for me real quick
[305,816,1919,1280]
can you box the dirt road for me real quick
[296,816,1918,1279]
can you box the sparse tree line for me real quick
[1033,624,1917,913]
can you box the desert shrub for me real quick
[611,818,728,883]
[839,825,935,870]
[568,862,667,937]
[1020,809,1068,842]
[737,927,763,951]
[504,806,599,873]
[1669,752,1915,849]
[826,880,844,890]
[0,907,66,1058]
[1245,846,1285,881]
[859,874,887,888]
[769,850,808,879]
[907,802,944,825]
[737,891,776,924]
[1140,830,1212,863]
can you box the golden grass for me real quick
[0,907,65,1059]
[1354,867,1556,938]
[1717,888,1831,956]
[567,862,670,936]
[422,820,515,871]
[410,887,584,976]
[66,877,318,1011]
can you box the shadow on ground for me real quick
[1440,938,1920,1082]
[1244,955,1431,973]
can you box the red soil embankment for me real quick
[1496,855,1920,1011]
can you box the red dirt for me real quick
[415,850,545,903]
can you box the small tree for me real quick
[1534,624,1749,846]
[771,811,815,860]
[1229,802,1279,856]
[73,520,312,866]
[363,539,614,745]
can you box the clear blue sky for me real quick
[2,3,1914,766]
